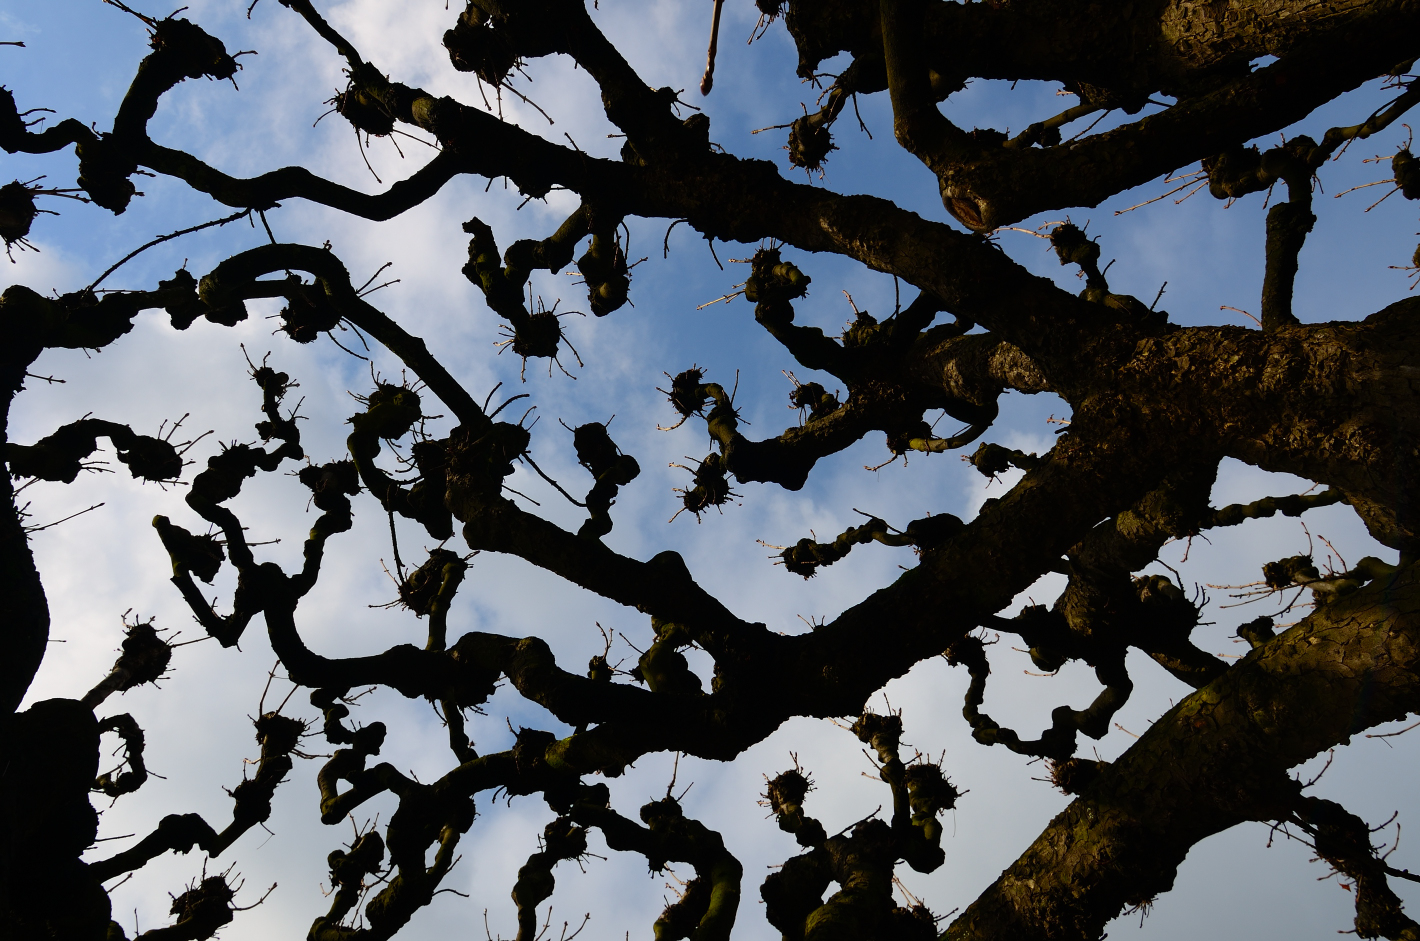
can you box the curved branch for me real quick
[201,243,489,430]
[943,563,1420,941]
[143,143,466,218]
[566,786,743,941]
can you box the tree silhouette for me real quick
[3,0,1420,938]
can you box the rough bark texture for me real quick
[2,0,1419,939]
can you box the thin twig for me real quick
[87,209,252,291]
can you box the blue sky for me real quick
[5,1,1420,938]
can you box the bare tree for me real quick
[3,0,1420,938]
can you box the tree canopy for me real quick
[3,0,1420,939]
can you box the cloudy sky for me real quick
[5,0,1420,937]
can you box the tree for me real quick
[3,0,1420,937]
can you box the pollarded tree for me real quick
[3,0,1420,939]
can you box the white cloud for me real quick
[6,0,1418,938]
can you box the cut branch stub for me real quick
[665,367,709,420]
[81,621,173,709]
[93,713,148,798]
[884,418,932,458]
[573,422,640,539]
[789,381,840,421]
[1049,223,1101,277]
[901,513,966,551]
[744,247,812,307]
[842,309,885,349]
[577,228,631,317]
[461,216,582,363]
[319,829,386,929]
[397,547,467,617]
[788,113,835,172]
[446,421,531,500]
[157,269,208,330]
[1238,616,1277,649]
[279,281,343,343]
[0,180,38,248]
[780,518,886,578]
[149,17,239,84]
[351,383,423,441]
[675,452,735,519]
[1262,553,1320,590]
[1132,575,1201,645]
[7,418,184,484]
[443,0,538,87]
[765,768,826,847]
[903,762,958,819]
[109,622,173,690]
[851,711,902,765]
[346,385,455,541]
[157,874,237,940]
[1292,796,1420,940]
[776,508,967,577]
[512,308,563,359]
[511,816,588,941]
[633,618,704,696]
[1047,756,1108,795]
[227,710,305,835]
[153,516,226,583]
[333,82,395,137]
[298,460,361,513]
[1395,148,1420,199]
[967,441,1039,478]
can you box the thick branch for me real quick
[944,563,1420,941]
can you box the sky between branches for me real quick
[5,0,1420,937]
